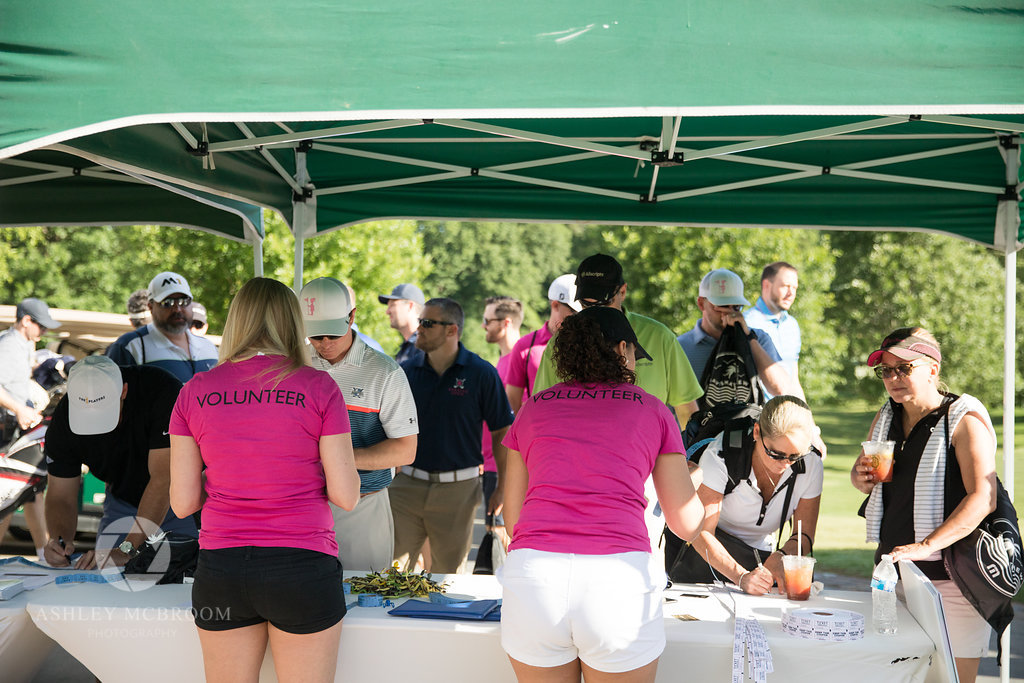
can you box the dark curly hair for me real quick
[552,313,636,385]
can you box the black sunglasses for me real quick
[158,296,192,309]
[309,334,342,342]
[759,434,811,463]
[418,318,455,329]
[873,359,930,380]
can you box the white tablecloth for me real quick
[26,574,936,682]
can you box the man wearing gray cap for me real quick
[107,271,218,384]
[677,268,790,396]
[42,355,193,569]
[300,277,419,571]
[0,297,61,431]
[379,283,426,366]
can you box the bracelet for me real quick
[746,329,757,342]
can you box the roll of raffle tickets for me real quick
[781,608,865,642]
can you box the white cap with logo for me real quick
[299,277,355,337]
[148,272,192,303]
[547,274,583,312]
[699,269,750,307]
[68,356,124,435]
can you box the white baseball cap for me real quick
[547,274,583,312]
[68,356,124,435]
[148,271,192,303]
[299,277,354,337]
[699,269,750,307]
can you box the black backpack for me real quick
[684,323,763,454]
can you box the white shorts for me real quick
[933,580,992,659]
[497,548,666,673]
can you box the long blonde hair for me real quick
[758,395,815,442]
[218,278,308,380]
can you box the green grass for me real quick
[813,401,1024,599]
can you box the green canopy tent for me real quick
[3,5,1023,658]
[1,149,266,265]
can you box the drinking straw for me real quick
[797,520,802,557]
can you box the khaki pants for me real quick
[331,488,395,572]
[389,472,481,574]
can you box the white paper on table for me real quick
[0,572,56,589]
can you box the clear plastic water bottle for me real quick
[871,554,899,635]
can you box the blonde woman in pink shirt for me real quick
[500,306,704,683]
[169,278,360,683]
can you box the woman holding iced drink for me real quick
[852,327,997,683]
[499,306,704,683]
[680,395,823,595]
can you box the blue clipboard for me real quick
[387,597,501,621]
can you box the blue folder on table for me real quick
[388,598,501,621]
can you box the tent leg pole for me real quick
[1001,248,1016,683]
[293,235,304,293]
[253,239,264,277]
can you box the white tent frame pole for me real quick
[236,123,304,194]
[208,120,423,153]
[921,115,1024,134]
[433,119,649,160]
[998,136,1020,683]
[292,149,314,292]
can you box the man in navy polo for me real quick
[390,297,514,573]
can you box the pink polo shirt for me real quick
[481,353,513,473]
[502,381,683,555]
[505,325,553,398]
[170,355,351,556]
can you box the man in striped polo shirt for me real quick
[300,277,419,571]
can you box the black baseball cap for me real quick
[577,306,652,361]
[575,253,625,304]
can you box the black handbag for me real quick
[124,532,199,584]
[473,513,498,575]
[941,410,1023,639]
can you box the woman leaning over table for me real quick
[499,306,705,683]
[169,277,360,683]
[851,326,997,683]
[679,395,823,595]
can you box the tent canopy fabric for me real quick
[2,0,1022,250]
[1,149,264,243]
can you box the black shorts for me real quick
[192,546,345,634]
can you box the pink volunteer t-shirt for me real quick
[502,381,684,555]
[481,353,513,473]
[169,355,351,556]
[505,325,553,398]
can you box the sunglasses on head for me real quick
[309,334,342,342]
[759,434,811,463]
[418,318,454,329]
[158,296,192,309]
[873,359,931,380]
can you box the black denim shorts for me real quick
[192,546,345,634]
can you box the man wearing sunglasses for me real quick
[391,297,515,574]
[299,277,418,572]
[107,271,218,384]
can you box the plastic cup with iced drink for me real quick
[861,440,896,483]
[782,555,816,601]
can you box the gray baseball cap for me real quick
[378,283,425,307]
[16,298,62,329]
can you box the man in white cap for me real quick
[503,275,581,413]
[300,277,419,571]
[42,356,194,569]
[189,302,209,336]
[107,272,218,383]
[378,283,426,366]
[677,268,791,396]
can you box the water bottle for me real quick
[871,554,899,635]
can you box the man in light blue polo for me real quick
[677,268,791,397]
[300,277,419,571]
[744,262,804,399]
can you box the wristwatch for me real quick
[118,540,137,556]
[746,329,758,342]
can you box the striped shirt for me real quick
[311,334,419,493]
[106,323,217,383]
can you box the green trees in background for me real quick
[2,218,1021,406]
